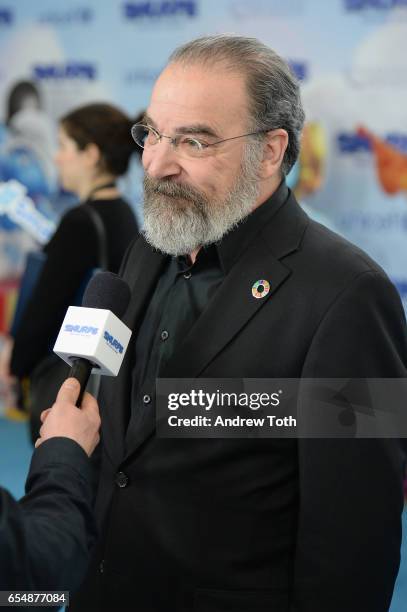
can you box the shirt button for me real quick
[143,394,151,404]
[161,330,169,341]
[183,271,192,279]
[115,471,129,488]
[99,560,105,574]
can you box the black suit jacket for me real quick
[71,190,407,612]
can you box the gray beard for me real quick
[142,146,262,256]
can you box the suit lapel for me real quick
[161,240,291,378]
[100,239,167,465]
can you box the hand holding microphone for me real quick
[35,378,101,456]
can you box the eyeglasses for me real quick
[131,123,270,160]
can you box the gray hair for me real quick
[169,34,305,176]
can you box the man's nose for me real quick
[143,140,182,179]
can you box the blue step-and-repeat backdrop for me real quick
[0,0,406,312]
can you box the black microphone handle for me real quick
[69,358,93,407]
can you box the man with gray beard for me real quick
[69,35,407,612]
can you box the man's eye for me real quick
[180,137,204,150]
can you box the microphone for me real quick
[53,272,132,406]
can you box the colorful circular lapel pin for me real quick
[252,279,271,299]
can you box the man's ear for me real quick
[258,129,288,179]
[83,142,102,168]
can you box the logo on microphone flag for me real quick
[54,306,132,376]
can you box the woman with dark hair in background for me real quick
[0,102,140,441]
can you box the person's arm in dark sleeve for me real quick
[0,437,97,592]
[10,207,99,377]
[292,270,407,612]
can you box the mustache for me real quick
[143,175,204,202]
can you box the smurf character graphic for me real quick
[358,125,407,196]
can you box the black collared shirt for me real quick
[128,180,289,435]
